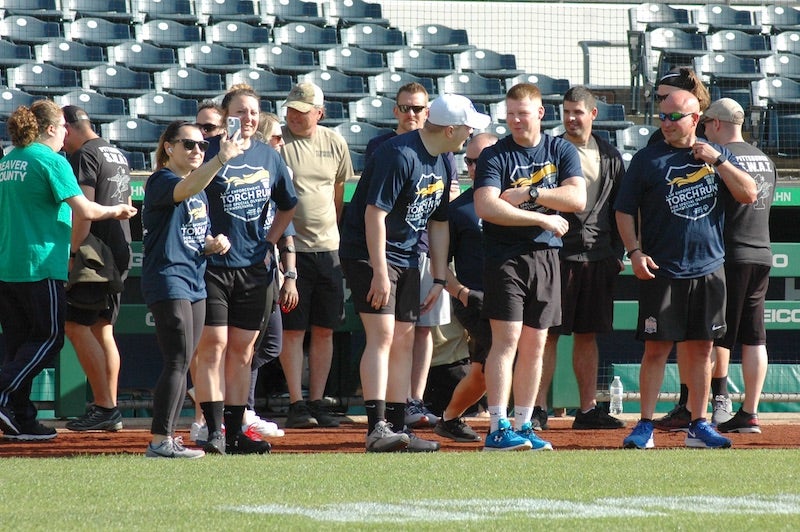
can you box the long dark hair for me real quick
[154,120,199,169]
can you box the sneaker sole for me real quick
[720,426,761,434]
[482,442,533,451]
[531,443,554,451]
[366,436,410,453]
[685,437,732,449]
[65,422,123,432]
[4,433,57,441]
[433,425,481,443]
[623,439,654,449]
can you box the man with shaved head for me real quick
[614,89,757,450]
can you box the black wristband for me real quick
[433,278,447,287]
[626,248,641,259]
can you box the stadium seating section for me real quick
[2,2,800,167]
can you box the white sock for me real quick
[514,406,533,429]
[488,405,506,433]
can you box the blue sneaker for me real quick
[685,420,732,449]
[483,418,533,451]
[623,420,655,449]
[516,421,553,451]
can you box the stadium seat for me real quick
[324,0,390,28]
[298,70,369,102]
[348,96,396,127]
[250,44,318,76]
[695,4,761,35]
[647,27,707,79]
[62,0,135,24]
[367,71,435,98]
[109,42,179,73]
[388,47,453,78]
[131,91,198,123]
[629,3,697,32]
[225,68,293,99]
[349,149,365,173]
[405,24,473,55]
[273,22,339,52]
[773,31,800,55]
[455,49,524,80]
[332,121,392,152]
[0,40,34,69]
[179,43,249,73]
[615,124,659,151]
[0,87,39,119]
[117,148,149,171]
[0,16,63,45]
[340,23,405,53]
[761,5,800,34]
[155,66,226,99]
[1,0,63,21]
[38,40,106,69]
[262,0,326,26]
[133,0,199,24]
[206,21,272,49]
[476,122,510,137]
[751,76,800,155]
[197,0,261,25]
[138,20,204,48]
[56,90,127,123]
[7,63,80,97]
[693,52,763,109]
[320,46,387,76]
[760,54,800,82]
[437,73,505,103]
[101,117,164,152]
[83,65,154,98]
[505,73,569,105]
[69,18,133,46]
[593,100,635,131]
[319,100,347,126]
[706,30,773,59]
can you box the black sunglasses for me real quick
[658,112,693,123]
[464,156,478,166]
[397,104,426,114]
[173,138,210,152]
[195,122,221,133]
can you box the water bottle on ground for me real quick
[609,376,623,415]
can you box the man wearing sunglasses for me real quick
[614,90,757,450]
[61,105,133,433]
[195,101,225,139]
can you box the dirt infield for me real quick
[1,416,798,457]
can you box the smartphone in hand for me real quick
[227,116,241,139]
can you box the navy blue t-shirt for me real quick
[474,134,584,262]
[339,130,451,268]
[204,137,297,269]
[614,140,740,279]
[141,168,210,305]
[448,187,483,290]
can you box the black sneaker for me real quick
[572,407,626,430]
[653,404,691,432]
[285,401,319,429]
[718,409,761,434]
[401,428,440,452]
[434,417,481,442]
[203,430,226,455]
[5,421,57,441]
[532,406,549,430]
[227,432,271,455]
[0,405,21,436]
[308,399,340,428]
[65,405,123,432]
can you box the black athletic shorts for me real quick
[550,256,620,335]
[715,262,770,349]
[66,291,121,326]
[451,290,491,364]
[204,263,271,330]
[341,258,419,323]
[282,251,344,330]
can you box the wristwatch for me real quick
[713,154,727,167]
[528,186,540,203]
[284,270,297,279]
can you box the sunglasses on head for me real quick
[658,112,693,123]
[196,122,220,133]
[173,138,210,152]
[397,104,426,114]
[464,156,478,166]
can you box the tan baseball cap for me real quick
[283,82,324,113]
[701,98,745,125]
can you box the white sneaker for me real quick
[243,409,284,438]
[190,422,208,444]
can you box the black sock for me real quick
[711,376,728,397]
[364,400,385,433]
[224,405,246,445]
[200,401,224,434]
[95,405,115,413]
[385,402,405,432]
[740,407,755,417]
[678,384,689,406]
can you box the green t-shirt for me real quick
[0,142,82,282]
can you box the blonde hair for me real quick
[256,112,280,141]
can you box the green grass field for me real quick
[2,450,800,530]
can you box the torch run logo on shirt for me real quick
[510,162,557,213]
[664,163,718,221]
[220,164,272,222]
[182,196,209,253]
[405,172,444,231]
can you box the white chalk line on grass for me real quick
[223,494,800,523]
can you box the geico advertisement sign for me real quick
[764,307,800,323]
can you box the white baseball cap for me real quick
[428,94,491,129]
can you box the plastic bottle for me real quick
[609,376,623,415]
